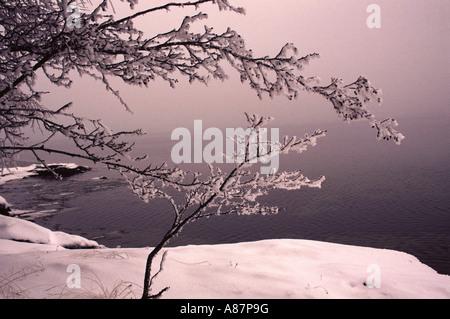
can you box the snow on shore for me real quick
[0,215,449,299]
[0,164,38,185]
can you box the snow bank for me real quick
[0,215,101,249]
[150,240,450,299]
[0,216,448,299]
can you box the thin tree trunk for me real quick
[141,235,172,299]
[141,193,219,299]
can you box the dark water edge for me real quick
[1,115,449,276]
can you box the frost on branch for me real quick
[96,2,402,143]
[121,114,326,226]
[131,113,327,299]
[120,113,328,298]
[119,0,245,13]
[311,77,405,144]
[371,118,405,144]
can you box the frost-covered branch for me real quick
[0,96,144,172]
[310,77,404,144]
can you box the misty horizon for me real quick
[32,0,449,136]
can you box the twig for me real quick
[31,149,62,180]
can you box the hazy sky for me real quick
[38,0,449,135]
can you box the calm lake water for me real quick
[1,115,449,275]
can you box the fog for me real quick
[36,0,449,138]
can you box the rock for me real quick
[0,196,12,216]
[31,164,91,178]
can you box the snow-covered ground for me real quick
[0,214,449,299]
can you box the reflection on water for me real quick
[1,116,449,275]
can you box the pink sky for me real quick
[38,0,449,134]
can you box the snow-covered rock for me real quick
[0,163,90,185]
[31,163,90,178]
[0,215,101,249]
